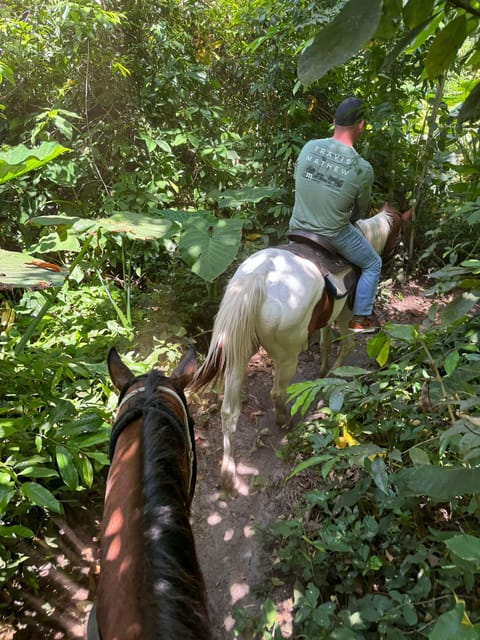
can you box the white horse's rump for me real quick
[192,205,412,492]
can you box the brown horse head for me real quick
[90,347,211,640]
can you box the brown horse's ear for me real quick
[402,207,413,222]
[107,347,135,391]
[171,346,197,390]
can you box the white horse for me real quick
[191,205,411,491]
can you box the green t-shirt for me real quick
[289,137,374,238]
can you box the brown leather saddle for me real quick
[278,230,361,333]
[284,229,360,300]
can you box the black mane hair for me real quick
[110,369,211,639]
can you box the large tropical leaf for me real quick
[95,212,172,240]
[0,142,70,184]
[393,466,480,501]
[179,215,245,281]
[429,603,480,639]
[297,0,383,85]
[0,249,66,290]
[424,15,468,79]
[30,212,172,241]
[210,186,284,209]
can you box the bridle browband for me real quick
[110,381,195,499]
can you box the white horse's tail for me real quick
[191,272,265,393]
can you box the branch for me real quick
[420,339,456,424]
[447,0,480,18]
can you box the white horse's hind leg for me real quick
[269,346,303,426]
[220,366,245,492]
[329,306,354,372]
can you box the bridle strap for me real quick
[156,386,194,490]
[114,384,194,497]
[116,385,147,413]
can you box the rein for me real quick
[110,382,195,499]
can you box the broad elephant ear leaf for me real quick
[210,186,283,209]
[0,249,67,290]
[30,211,172,242]
[0,142,70,184]
[179,215,245,282]
[95,211,171,240]
[297,0,383,85]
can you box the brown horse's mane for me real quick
[110,370,211,639]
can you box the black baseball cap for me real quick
[334,97,365,126]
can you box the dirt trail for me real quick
[190,345,365,639]
[191,352,294,639]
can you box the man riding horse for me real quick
[289,97,380,333]
[192,98,411,492]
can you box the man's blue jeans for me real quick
[328,224,382,316]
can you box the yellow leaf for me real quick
[307,95,317,112]
[336,428,359,448]
[453,594,473,626]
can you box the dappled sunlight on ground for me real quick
[191,358,295,639]
[1,508,101,639]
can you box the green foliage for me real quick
[297,0,384,85]
[245,268,480,637]
[233,597,284,639]
[0,0,479,282]
[0,142,70,184]
[0,281,190,595]
[1,0,480,634]
[421,207,480,277]
[298,0,480,126]
[0,287,114,585]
